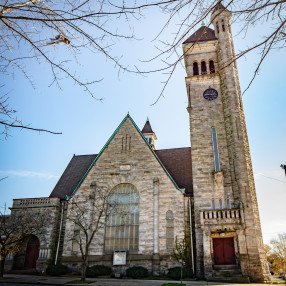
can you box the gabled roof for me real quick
[155,147,193,195]
[49,154,97,199]
[183,26,217,44]
[49,146,193,200]
[64,114,185,199]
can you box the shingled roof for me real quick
[213,2,227,12]
[155,147,193,195]
[49,154,97,199]
[183,26,217,44]
[49,147,193,199]
[142,120,154,134]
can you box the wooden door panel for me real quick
[213,237,235,265]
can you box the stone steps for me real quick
[209,265,250,283]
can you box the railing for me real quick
[39,248,51,259]
[12,197,60,208]
[200,208,244,225]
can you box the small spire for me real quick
[201,21,206,26]
[146,116,149,122]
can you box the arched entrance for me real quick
[24,235,40,269]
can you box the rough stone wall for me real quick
[211,10,271,282]
[6,197,61,272]
[183,11,271,283]
[184,41,235,278]
[62,118,186,274]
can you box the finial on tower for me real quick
[201,21,206,27]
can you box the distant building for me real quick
[5,4,271,283]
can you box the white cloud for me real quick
[0,170,59,179]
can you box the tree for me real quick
[0,206,49,277]
[2,0,285,136]
[0,0,139,137]
[66,185,119,281]
[270,233,286,277]
[116,0,286,103]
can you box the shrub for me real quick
[126,266,149,279]
[167,267,193,280]
[46,264,68,276]
[86,265,112,278]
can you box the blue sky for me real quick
[0,7,286,244]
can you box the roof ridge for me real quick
[156,147,191,151]
[68,114,184,199]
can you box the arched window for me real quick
[211,127,220,172]
[166,211,174,250]
[201,61,207,75]
[226,199,230,209]
[216,22,219,34]
[193,62,199,76]
[221,19,225,32]
[105,184,139,251]
[209,60,215,74]
[219,199,223,209]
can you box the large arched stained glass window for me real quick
[105,184,139,251]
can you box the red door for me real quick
[213,237,236,265]
[24,236,40,269]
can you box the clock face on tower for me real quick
[203,88,218,101]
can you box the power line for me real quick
[254,172,286,184]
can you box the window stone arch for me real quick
[104,184,139,251]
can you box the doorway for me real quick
[24,235,40,269]
[213,237,236,265]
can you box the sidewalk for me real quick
[0,274,275,286]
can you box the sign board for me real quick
[113,251,126,265]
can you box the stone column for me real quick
[152,177,160,275]
[202,229,212,279]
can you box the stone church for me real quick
[6,4,271,283]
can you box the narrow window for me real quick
[72,226,80,252]
[166,211,174,250]
[222,19,225,32]
[219,199,223,209]
[226,199,230,209]
[193,62,199,76]
[209,60,215,74]
[212,200,215,210]
[216,22,219,34]
[201,61,207,75]
[211,128,220,172]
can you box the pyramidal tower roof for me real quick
[213,2,227,12]
[183,25,217,44]
[142,118,154,134]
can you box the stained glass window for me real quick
[105,184,139,251]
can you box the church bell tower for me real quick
[183,4,271,283]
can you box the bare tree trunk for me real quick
[0,256,5,278]
[81,260,87,281]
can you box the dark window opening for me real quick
[201,61,207,75]
[209,60,215,74]
[193,62,199,76]
[222,20,225,32]
[216,22,219,34]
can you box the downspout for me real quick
[188,198,195,275]
[55,201,65,265]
